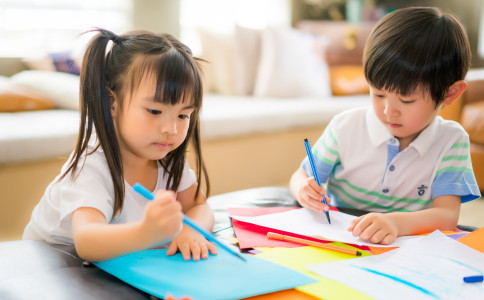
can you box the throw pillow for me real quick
[10,70,80,110]
[198,29,236,95]
[329,65,369,95]
[253,26,331,98]
[0,77,55,112]
[234,26,262,95]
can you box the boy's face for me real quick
[370,86,442,149]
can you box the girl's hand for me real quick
[296,176,331,212]
[166,227,217,261]
[347,213,398,245]
[141,190,184,246]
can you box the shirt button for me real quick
[389,165,395,171]
[382,188,389,193]
[389,138,397,145]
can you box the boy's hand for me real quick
[347,213,398,245]
[142,190,184,245]
[296,176,331,212]
[166,227,217,261]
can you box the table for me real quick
[0,187,475,299]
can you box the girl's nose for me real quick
[161,117,177,135]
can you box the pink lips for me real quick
[154,142,171,149]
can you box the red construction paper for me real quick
[227,207,371,251]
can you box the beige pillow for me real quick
[254,27,331,98]
[234,26,262,95]
[198,29,236,95]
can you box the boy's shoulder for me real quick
[331,106,370,127]
[434,116,469,139]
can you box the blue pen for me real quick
[133,182,247,262]
[304,138,331,224]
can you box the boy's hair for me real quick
[363,7,471,105]
[62,28,209,217]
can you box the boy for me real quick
[290,7,481,245]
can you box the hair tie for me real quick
[112,34,119,44]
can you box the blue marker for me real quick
[463,275,484,283]
[304,138,331,224]
[133,183,247,262]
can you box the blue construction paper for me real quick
[94,249,316,300]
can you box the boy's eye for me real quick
[147,109,161,115]
[400,99,415,104]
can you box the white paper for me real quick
[307,231,484,300]
[232,207,423,247]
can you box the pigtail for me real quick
[61,29,125,217]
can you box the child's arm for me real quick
[348,195,461,244]
[290,168,331,211]
[166,183,217,261]
[72,190,183,262]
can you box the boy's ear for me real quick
[443,80,467,106]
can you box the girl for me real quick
[23,28,216,262]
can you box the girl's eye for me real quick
[178,114,190,120]
[147,109,161,115]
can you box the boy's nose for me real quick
[383,100,399,117]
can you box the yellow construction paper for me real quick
[256,246,373,300]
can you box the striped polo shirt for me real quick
[301,106,481,212]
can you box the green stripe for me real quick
[436,167,473,177]
[327,127,338,145]
[319,139,338,156]
[450,142,469,149]
[329,184,412,212]
[314,148,337,165]
[442,155,468,162]
[331,177,429,206]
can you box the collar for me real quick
[365,108,440,158]
[366,108,393,147]
[408,116,440,158]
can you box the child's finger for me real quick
[189,241,201,261]
[166,241,178,256]
[347,215,363,231]
[198,242,209,260]
[207,242,217,255]
[179,243,191,261]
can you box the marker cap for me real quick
[463,275,484,283]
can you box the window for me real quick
[179,0,291,55]
[0,0,132,57]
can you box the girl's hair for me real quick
[61,28,209,217]
[363,7,471,105]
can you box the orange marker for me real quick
[267,232,362,256]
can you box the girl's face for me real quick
[370,86,442,150]
[112,76,194,163]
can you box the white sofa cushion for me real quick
[0,110,79,164]
[200,94,370,140]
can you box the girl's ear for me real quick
[108,89,119,117]
[443,80,467,106]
